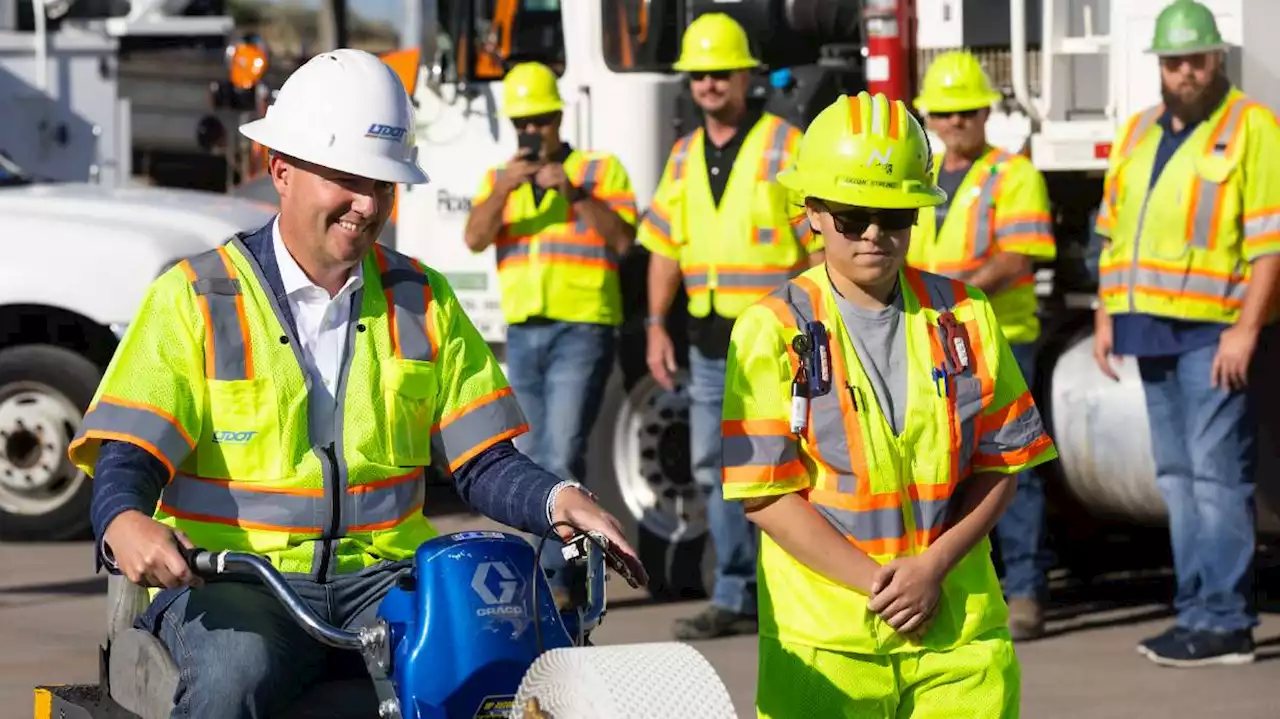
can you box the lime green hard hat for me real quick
[776,92,947,211]
[913,50,1003,115]
[672,13,760,73]
[1149,0,1229,56]
[502,62,563,118]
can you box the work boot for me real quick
[1138,627,1255,667]
[672,605,758,641]
[1007,596,1045,641]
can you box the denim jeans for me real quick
[505,319,617,588]
[1138,343,1260,633]
[137,561,410,718]
[994,341,1052,601]
[690,346,759,615]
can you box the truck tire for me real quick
[587,369,715,601]
[0,345,101,541]
[512,642,738,719]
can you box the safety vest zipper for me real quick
[1127,172,1159,313]
[315,442,341,578]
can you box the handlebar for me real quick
[183,548,373,652]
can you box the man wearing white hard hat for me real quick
[72,49,647,715]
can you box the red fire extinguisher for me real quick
[862,0,916,103]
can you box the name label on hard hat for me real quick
[365,123,408,141]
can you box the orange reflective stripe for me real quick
[71,396,197,480]
[908,271,963,489]
[432,387,529,472]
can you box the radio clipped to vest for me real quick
[789,321,833,434]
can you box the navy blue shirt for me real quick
[1111,110,1229,358]
[91,223,564,571]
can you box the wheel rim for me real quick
[0,382,86,516]
[612,372,706,542]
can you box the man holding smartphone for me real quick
[464,62,638,604]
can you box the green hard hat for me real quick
[1148,0,1229,56]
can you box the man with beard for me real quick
[637,12,825,640]
[72,49,646,716]
[1094,0,1280,667]
[908,50,1057,642]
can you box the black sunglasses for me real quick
[511,113,558,130]
[932,108,981,121]
[687,70,733,82]
[826,206,918,234]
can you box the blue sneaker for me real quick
[1139,627,1255,668]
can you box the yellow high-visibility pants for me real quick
[755,628,1020,718]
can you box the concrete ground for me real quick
[2,512,1276,719]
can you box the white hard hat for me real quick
[239,48,429,185]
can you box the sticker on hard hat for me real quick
[365,123,407,140]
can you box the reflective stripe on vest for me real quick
[1188,95,1249,253]
[181,247,254,381]
[374,245,438,362]
[159,468,426,534]
[751,120,798,246]
[76,397,195,478]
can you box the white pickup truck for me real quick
[0,164,275,539]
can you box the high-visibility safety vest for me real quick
[907,146,1056,345]
[722,266,1058,654]
[637,113,825,319]
[1095,87,1280,324]
[69,235,528,578]
[474,150,636,326]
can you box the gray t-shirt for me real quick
[934,163,971,231]
[832,280,909,436]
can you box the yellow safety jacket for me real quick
[475,149,636,326]
[1095,88,1280,323]
[637,113,824,319]
[907,147,1056,345]
[722,266,1057,655]
[69,237,527,578]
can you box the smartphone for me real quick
[517,130,542,160]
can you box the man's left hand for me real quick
[534,163,571,195]
[1211,323,1259,392]
[552,487,650,588]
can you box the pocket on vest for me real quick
[200,378,282,480]
[383,359,439,466]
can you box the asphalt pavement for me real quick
[2,512,1276,719]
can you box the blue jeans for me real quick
[994,341,1052,601]
[690,346,758,615]
[1138,343,1259,633]
[138,562,409,718]
[505,320,617,588]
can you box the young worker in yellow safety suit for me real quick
[908,50,1057,641]
[722,91,1059,717]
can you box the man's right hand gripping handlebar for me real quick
[102,510,204,589]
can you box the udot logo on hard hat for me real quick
[366,123,407,141]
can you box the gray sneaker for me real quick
[672,605,758,641]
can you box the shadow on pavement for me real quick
[0,576,106,596]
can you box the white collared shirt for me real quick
[272,218,363,447]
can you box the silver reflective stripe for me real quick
[716,270,795,291]
[539,241,617,266]
[78,399,194,473]
[377,249,434,363]
[917,273,980,470]
[345,475,426,530]
[977,396,1047,459]
[1122,108,1162,155]
[160,472,424,532]
[1190,98,1248,250]
[722,432,798,469]
[1126,264,1245,302]
[670,135,692,181]
[644,207,673,238]
[495,241,526,266]
[911,497,951,536]
[763,119,792,180]
[431,390,528,472]
[814,504,907,544]
[684,272,709,290]
[968,156,1005,260]
[574,159,604,234]
[755,227,778,245]
[995,218,1052,242]
[791,217,812,243]
[186,249,250,381]
[1245,212,1280,242]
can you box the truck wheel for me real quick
[588,370,715,601]
[0,345,100,541]
[512,642,738,719]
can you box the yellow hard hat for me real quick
[776,92,947,210]
[502,62,563,118]
[672,13,760,73]
[913,50,1003,114]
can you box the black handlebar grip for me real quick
[182,546,220,575]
